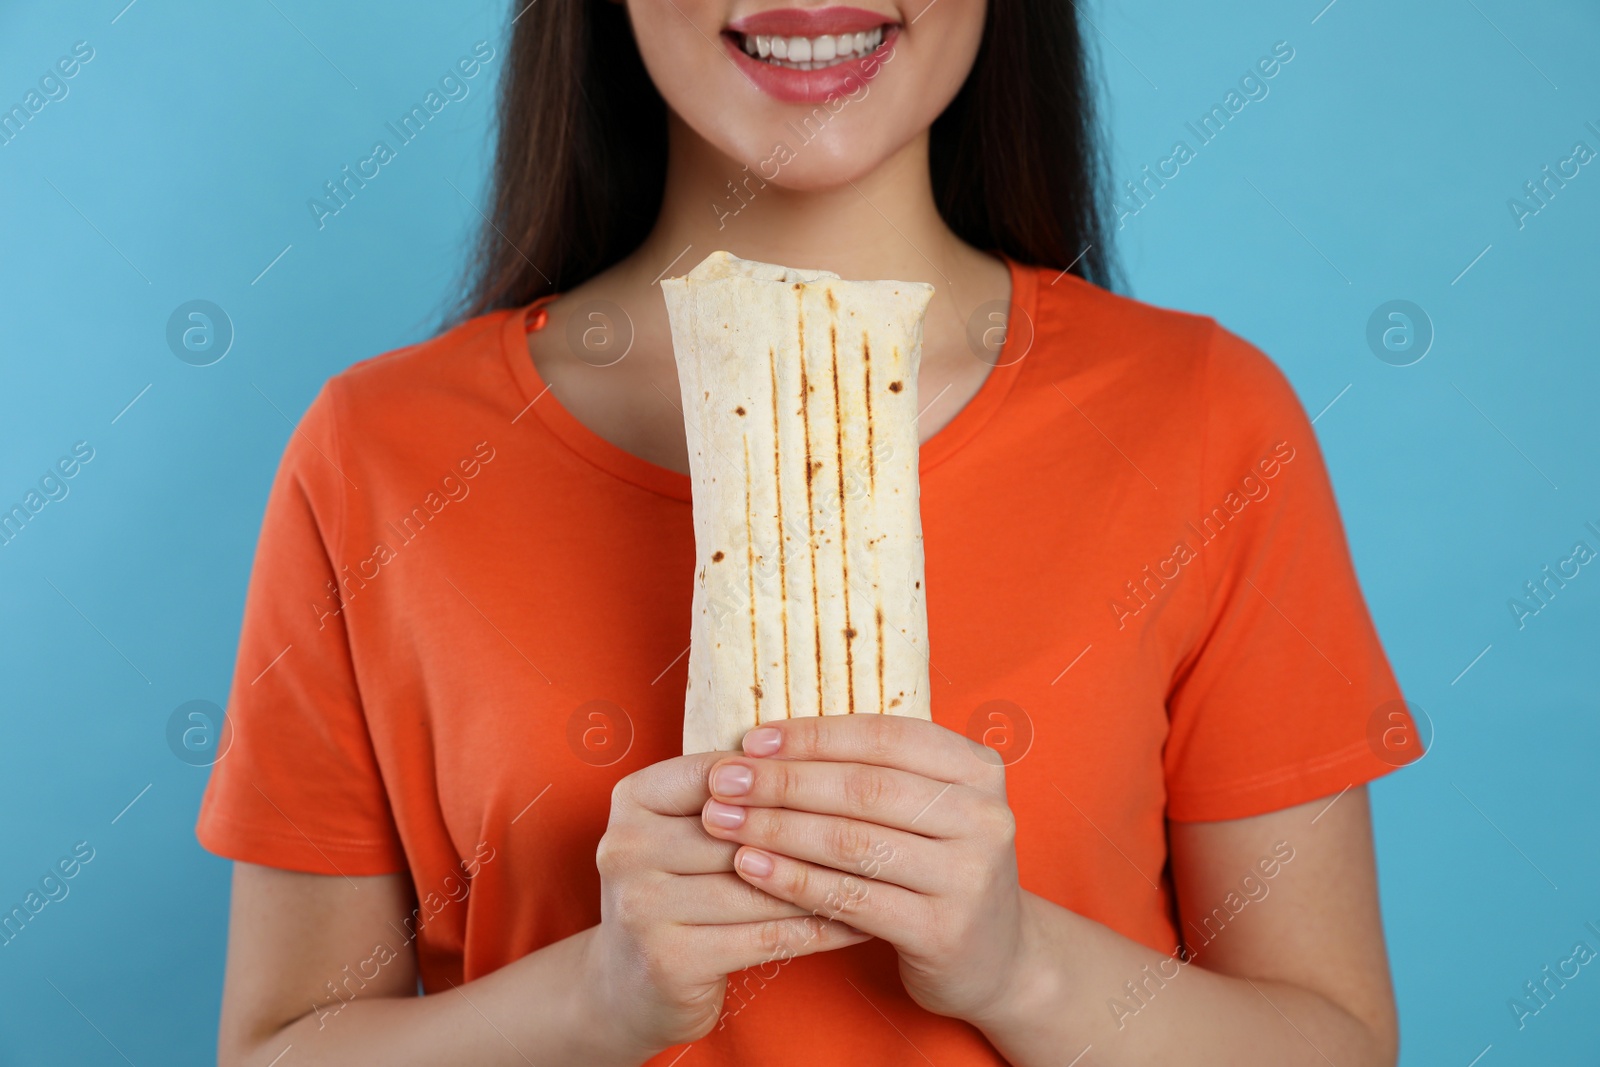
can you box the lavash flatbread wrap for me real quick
[661,251,936,755]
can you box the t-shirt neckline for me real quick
[499,252,1038,503]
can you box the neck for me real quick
[630,112,970,290]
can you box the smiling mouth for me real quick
[728,25,892,71]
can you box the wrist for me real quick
[567,925,662,1066]
[961,892,1068,1039]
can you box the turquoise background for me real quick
[1,0,1595,1063]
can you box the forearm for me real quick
[227,926,654,1067]
[969,893,1394,1067]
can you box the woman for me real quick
[200,1,1419,1063]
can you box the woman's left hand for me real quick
[698,714,1037,1025]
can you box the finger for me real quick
[741,715,1002,788]
[707,757,972,837]
[617,750,742,817]
[692,914,873,978]
[630,814,738,875]
[729,845,920,946]
[662,872,815,924]
[702,802,939,893]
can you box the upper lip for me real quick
[726,5,897,37]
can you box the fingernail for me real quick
[711,763,754,796]
[704,801,746,829]
[744,727,783,756]
[737,849,774,878]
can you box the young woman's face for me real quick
[626,1,987,189]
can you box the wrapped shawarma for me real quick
[661,251,936,754]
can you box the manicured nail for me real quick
[711,763,754,797]
[744,727,783,756]
[737,849,775,878]
[704,801,746,829]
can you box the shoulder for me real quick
[327,308,521,419]
[288,307,525,459]
[1028,265,1308,432]
[276,307,524,506]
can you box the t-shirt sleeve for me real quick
[195,377,407,875]
[1163,324,1421,822]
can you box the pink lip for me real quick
[723,22,899,104]
[727,5,893,37]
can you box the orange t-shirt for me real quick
[197,257,1415,1064]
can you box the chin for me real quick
[725,115,914,192]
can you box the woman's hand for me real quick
[585,750,873,1060]
[697,716,1035,1026]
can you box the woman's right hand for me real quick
[581,750,872,1059]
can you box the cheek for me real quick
[628,0,737,134]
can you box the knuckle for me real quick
[638,936,677,986]
[610,885,645,931]
[823,819,875,867]
[842,767,890,812]
[754,919,795,959]
[792,719,824,760]
[862,715,897,760]
[821,875,868,921]
[783,859,814,902]
[767,759,801,805]
[983,801,1018,843]
[609,774,638,814]
[964,734,1007,776]
[594,831,625,878]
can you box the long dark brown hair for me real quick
[449,0,1116,325]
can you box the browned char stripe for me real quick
[862,332,875,493]
[798,298,823,712]
[744,436,760,727]
[831,325,855,715]
[768,346,792,719]
[875,605,885,715]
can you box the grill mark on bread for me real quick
[862,333,876,493]
[768,346,792,719]
[875,605,885,715]
[830,324,856,715]
[864,331,883,713]
[744,436,760,726]
[798,299,823,711]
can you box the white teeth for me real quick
[740,26,888,69]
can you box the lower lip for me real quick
[724,27,899,104]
